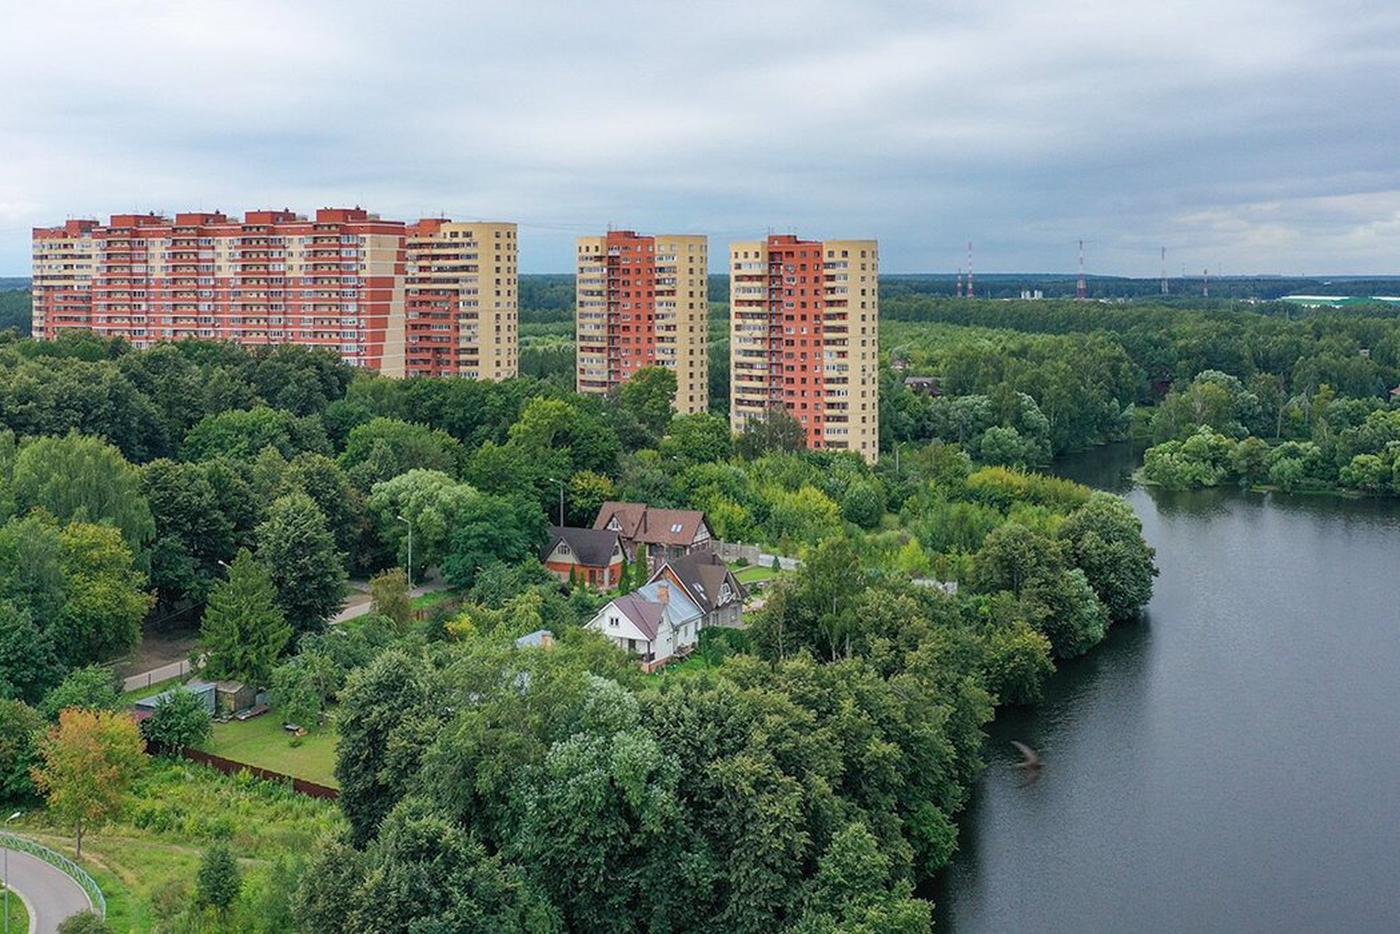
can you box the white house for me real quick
[585,579,703,672]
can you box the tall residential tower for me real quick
[32,208,520,380]
[404,219,518,379]
[575,230,708,414]
[729,234,879,462]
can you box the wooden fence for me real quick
[175,747,340,800]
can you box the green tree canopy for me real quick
[200,548,292,685]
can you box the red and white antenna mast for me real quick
[1202,267,1210,298]
[1160,247,1169,295]
[966,241,974,298]
[1076,239,1088,300]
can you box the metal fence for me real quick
[0,831,106,918]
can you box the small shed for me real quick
[904,376,942,397]
[134,680,216,716]
[515,629,556,650]
[215,681,256,714]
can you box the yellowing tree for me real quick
[31,708,146,855]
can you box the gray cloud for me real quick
[2,0,1398,275]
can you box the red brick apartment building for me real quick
[575,230,709,414]
[729,234,880,462]
[32,209,518,379]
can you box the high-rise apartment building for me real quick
[32,208,521,380]
[575,230,708,414]
[32,219,99,337]
[729,234,879,462]
[404,219,518,379]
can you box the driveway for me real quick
[2,845,93,934]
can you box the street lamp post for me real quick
[547,477,565,526]
[4,810,21,934]
[397,515,413,589]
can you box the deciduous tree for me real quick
[31,708,145,855]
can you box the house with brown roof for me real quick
[540,526,626,589]
[592,501,714,571]
[648,552,747,629]
[585,578,703,672]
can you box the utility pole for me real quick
[397,515,413,589]
[548,477,565,526]
[1076,239,1089,300]
[4,811,21,934]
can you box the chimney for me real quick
[657,581,669,605]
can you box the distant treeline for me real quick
[0,288,30,335]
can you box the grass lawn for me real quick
[122,674,187,704]
[735,565,781,585]
[199,714,339,788]
[19,758,343,932]
[412,587,461,610]
[3,886,27,933]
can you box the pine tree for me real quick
[196,841,242,915]
[200,549,291,685]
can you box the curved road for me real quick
[2,846,92,934]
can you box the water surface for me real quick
[937,445,1400,933]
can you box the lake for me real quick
[936,444,1400,933]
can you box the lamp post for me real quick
[547,477,566,526]
[397,515,413,589]
[4,810,21,934]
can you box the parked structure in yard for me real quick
[592,501,713,570]
[540,526,626,588]
[729,234,880,462]
[648,552,747,629]
[132,680,216,720]
[214,681,256,714]
[514,629,556,649]
[585,579,702,672]
[575,230,709,413]
[903,375,941,397]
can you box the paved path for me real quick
[2,846,92,934]
[122,576,454,689]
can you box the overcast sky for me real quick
[2,1,1398,276]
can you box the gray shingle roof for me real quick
[541,527,622,567]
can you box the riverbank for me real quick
[937,445,1400,933]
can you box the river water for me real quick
[936,444,1400,933]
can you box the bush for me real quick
[140,689,212,751]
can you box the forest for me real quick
[0,330,1156,932]
[880,295,1400,496]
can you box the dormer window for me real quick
[719,584,731,603]
[608,518,621,531]
[558,543,571,555]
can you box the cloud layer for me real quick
[2,0,1398,275]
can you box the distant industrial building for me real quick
[729,234,880,462]
[574,230,709,413]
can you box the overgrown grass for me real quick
[198,713,340,787]
[18,757,342,932]
[2,885,27,932]
[411,588,461,611]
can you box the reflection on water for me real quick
[937,444,1400,933]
